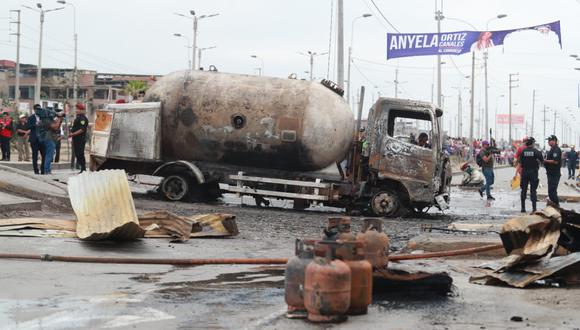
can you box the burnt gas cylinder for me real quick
[284,239,315,319]
[335,241,373,315]
[324,217,356,241]
[143,70,354,172]
[356,218,390,269]
[304,241,351,323]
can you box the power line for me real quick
[369,0,400,32]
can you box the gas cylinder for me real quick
[304,241,351,323]
[143,70,354,172]
[324,217,356,241]
[284,239,315,319]
[356,218,390,269]
[335,241,373,315]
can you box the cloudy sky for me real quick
[1,0,579,142]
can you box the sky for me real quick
[1,0,579,143]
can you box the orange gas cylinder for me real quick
[355,218,390,269]
[335,241,373,315]
[304,241,351,323]
[284,239,315,318]
[324,217,356,241]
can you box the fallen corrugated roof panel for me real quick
[68,170,144,241]
[188,213,239,237]
[139,210,201,242]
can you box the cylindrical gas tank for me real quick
[335,241,373,315]
[304,241,351,323]
[356,218,390,269]
[284,239,315,319]
[324,217,356,241]
[144,70,354,171]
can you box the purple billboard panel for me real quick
[387,21,561,59]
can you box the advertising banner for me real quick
[386,21,561,59]
[496,114,525,126]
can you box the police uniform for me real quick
[519,141,543,212]
[71,113,89,172]
[545,136,562,205]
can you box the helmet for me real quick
[525,137,536,146]
[481,140,490,145]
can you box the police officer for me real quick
[544,135,562,205]
[69,103,89,173]
[519,137,543,213]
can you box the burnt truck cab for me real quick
[356,97,452,216]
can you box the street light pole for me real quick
[23,4,64,104]
[57,1,78,107]
[336,0,344,89]
[483,14,507,140]
[347,13,371,106]
[173,33,192,70]
[175,11,218,72]
[9,10,21,111]
[435,7,443,107]
[198,46,216,69]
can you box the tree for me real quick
[123,80,148,100]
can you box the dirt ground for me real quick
[1,167,580,329]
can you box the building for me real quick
[0,59,158,113]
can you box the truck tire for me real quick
[160,173,193,201]
[370,190,401,217]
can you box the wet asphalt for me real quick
[0,167,579,329]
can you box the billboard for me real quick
[386,21,561,59]
[496,114,525,126]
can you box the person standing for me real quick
[477,140,496,200]
[69,103,89,173]
[0,112,13,161]
[28,105,46,174]
[544,135,562,206]
[519,137,544,213]
[566,146,578,179]
[53,111,64,163]
[15,114,30,161]
[36,106,58,175]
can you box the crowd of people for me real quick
[0,103,89,174]
[459,134,580,214]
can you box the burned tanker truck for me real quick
[90,69,451,217]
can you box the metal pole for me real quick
[457,89,462,137]
[394,68,399,98]
[336,0,344,89]
[35,11,45,104]
[309,53,314,81]
[192,16,197,71]
[10,10,21,111]
[198,48,202,70]
[531,90,536,138]
[469,52,475,141]
[347,46,352,103]
[436,10,443,107]
[484,51,489,140]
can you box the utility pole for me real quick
[484,51,489,140]
[553,110,559,136]
[23,4,64,104]
[469,52,475,142]
[435,4,444,107]
[508,73,519,144]
[394,68,399,98]
[542,105,549,150]
[531,90,537,138]
[456,88,463,137]
[336,0,344,89]
[9,10,21,112]
[57,1,78,109]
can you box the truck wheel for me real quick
[160,174,191,201]
[370,190,400,217]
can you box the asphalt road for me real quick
[0,167,579,329]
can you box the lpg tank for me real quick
[144,70,354,171]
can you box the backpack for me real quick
[476,152,484,167]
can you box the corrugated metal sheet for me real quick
[68,170,144,241]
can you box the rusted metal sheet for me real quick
[188,213,239,237]
[91,111,113,157]
[139,210,200,242]
[471,252,580,288]
[68,170,144,241]
[143,70,354,171]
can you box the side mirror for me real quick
[435,108,443,118]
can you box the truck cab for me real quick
[358,97,451,216]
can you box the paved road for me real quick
[0,167,579,329]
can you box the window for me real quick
[387,109,433,147]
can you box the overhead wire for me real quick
[368,0,400,33]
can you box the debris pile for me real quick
[470,205,580,288]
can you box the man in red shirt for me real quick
[0,111,13,161]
